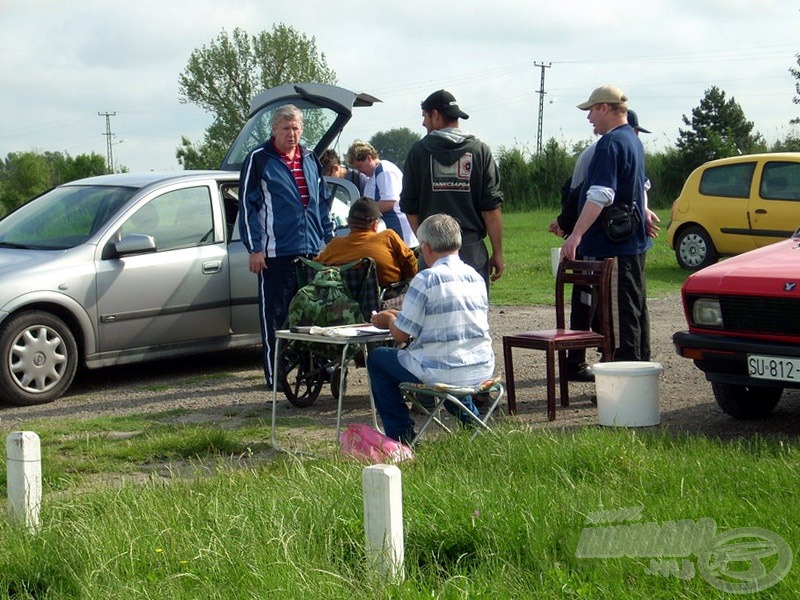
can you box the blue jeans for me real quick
[367,346,480,442]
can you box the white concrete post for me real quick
[362,464,404,582]
[6,431,42,533]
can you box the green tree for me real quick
[177,25,337,169]
[770,133,800,152]
[496,138,574,212]
[790,52,800,124]
[0,150,107,216]
[674,86,765,176]
[368,127,421,166]
[0,152,50,214]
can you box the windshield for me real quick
[222,101,340,171]
[0,185,136,250]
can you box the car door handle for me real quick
[202,260,222,274]
[754,208,767,214]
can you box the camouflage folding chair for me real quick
[279,257,383,407]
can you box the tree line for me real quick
[3,25,800,218]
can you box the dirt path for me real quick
[2,293,799,439]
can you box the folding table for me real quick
[270,325,394,451]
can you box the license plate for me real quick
[747,354,800,382]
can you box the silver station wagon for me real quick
[0,83,379,405]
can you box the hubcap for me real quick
[679,234,707,268]
[9,325,67,394]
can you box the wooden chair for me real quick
[502,258,616,420]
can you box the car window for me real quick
[0,185,136,250]
[760,161,800,201]
[120,186,214,251]
[220,182,239,241]
[223,103,338,170]
[699,162,755,198]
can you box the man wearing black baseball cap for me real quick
[400,89,504,293]
[627,109,651,135]
[420,89,471,120]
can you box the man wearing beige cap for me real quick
[562,84,652,363]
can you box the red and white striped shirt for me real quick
[274,142,309,207]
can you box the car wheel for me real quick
[711,381,782,419]
[0,311,79,406]
[675,226,719,271]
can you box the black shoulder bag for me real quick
[601,201,641,243]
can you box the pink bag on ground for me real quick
[340,423,414,463]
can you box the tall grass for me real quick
[492,209,686,305]
[1,425,797,598]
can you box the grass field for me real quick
[494,209,687,305]
[3,209,797,598]
[1,423,798,598]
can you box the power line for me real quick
[98,111,116,172]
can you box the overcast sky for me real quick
[1,0,798,172]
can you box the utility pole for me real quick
[534,62,551,154]
[98,111,116,172]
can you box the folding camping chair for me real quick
[398,376,505,447]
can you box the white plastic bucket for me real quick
[592,361,663,427]
[550,247,562,277]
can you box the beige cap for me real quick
[577,84,628,110]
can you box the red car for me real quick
[673,228,800,418]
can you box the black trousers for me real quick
[257,256,300,386]
[614,252,650,362]
[567,274,601,367]
[566,249,602,367]
[569,252,649,365]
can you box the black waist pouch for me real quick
[601,202,641,243]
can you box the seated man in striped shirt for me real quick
[368,213,495,443]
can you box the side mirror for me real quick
[114,234,157,256]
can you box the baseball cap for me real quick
[347,197,382,228]
[577,84,628,110]
[420,89,470,120]
[627,109,651,134]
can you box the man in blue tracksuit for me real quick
[239,104,334,389]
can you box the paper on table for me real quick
[306,325,388,337]
[355,325,390,334]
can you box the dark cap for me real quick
[420,89,469,120]
[347,197,382,229]
[627,110,651,134]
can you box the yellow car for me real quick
[667,152,800,270]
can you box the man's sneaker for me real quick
[567,363,595,383]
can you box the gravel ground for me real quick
[2,292,800,440]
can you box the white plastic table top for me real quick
[270,324,394,452]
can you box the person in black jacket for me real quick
[548,140,599,382]
[400,89,504,294]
